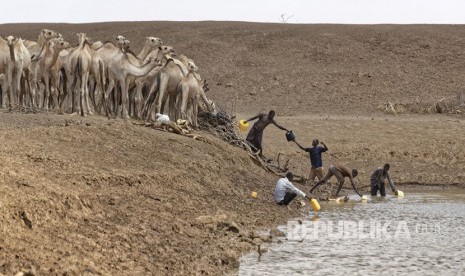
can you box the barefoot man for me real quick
[244,110,288,157]
[293,138,328,184]
[309,163,363,198]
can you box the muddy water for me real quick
[238,190,465,275]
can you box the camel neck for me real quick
[137,45,152,61]
[8,44,16,62]
[37,35,47,47]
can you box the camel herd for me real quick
[0,29,216,127]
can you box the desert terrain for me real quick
[0,22,465,275]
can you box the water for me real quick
[238,190,465,275]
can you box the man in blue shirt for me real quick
[293,138,328,184]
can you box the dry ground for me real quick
[1,22,465,275]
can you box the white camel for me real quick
[140,45,178,120]
[68,33,94,116]
[176,61,214,128]
[149,47,191,121]
[104,48,160,118]
[37,38,70,110]
[137,36,163,61]
[0,36,10,107]
[26,29,61,107]
[5,36,34,108]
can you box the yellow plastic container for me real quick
[397,190,404,198]
[251,191,257,198]
[361,195,368,201]
[310,198,321,212]
[239,120,249,132]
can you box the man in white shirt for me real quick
[274,172,310,206]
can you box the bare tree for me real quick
[280,13,294,23]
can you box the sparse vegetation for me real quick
[379,91,465,116]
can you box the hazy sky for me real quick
[1,0,465,24]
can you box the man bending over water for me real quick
[309,163,363,198]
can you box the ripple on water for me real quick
[238,191,465,276]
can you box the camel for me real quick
[5,36,34,108]
[140,45,179,120]
[137,36,163,60]
[0,73,5,106]
[129,37,165,118]
[52,47,76,113]
[68,33,94,116]
[26,29,62,59]
[0,36,10,107]
[148,47,194,122]
[26,29,62,107]
[55,35,119,113]
[176,61,214,128]
[103,47,161,118]
[37,38,70,110]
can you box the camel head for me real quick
[146,36,163,47]
[158,45,175,57]
[41,29,61,41]
[76,33,87,44]
[186,60,198,73]
[49,38,71,50]
[122,39,131,50]
[115,35,125,44]
[6,35,17,46]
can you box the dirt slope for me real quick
[0,22,465,275]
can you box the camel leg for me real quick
[50,73,60,111]
[79,73,86,116]
[179,85,189,121]
[43,72,51,110]
[59,72,69,113]
[134,82,144,119]
[121,78,130,119]
[70,71,80,114]
[84,73,93,115]
[142,79,158,120]
[168,94,177,122]
[103,78,115,117]
[193,97,199,129]
[24,70,35,108]
[153,74,168,120]
[13,70,21,107]
[1,75,7,108]
[6,66,15,108]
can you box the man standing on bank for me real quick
[244,110,288,157]
[293,138,328,184]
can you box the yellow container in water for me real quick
[397,190,404,198]
[239,120,249,132]
[310,198,321,212]
[251,191,257,198]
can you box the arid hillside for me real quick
[1,22,465,275]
